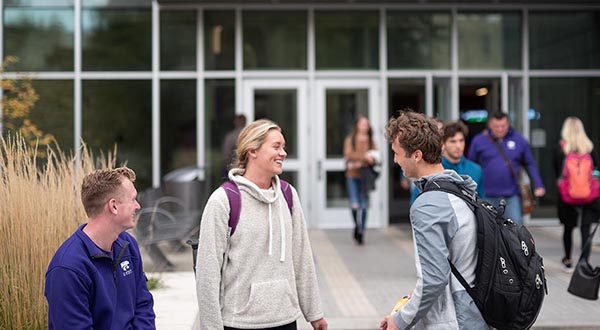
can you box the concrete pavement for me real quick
[144,223,600,330]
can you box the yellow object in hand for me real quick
[390,296,410,315]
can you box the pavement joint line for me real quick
[310,229,379,317]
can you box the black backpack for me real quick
[422,180,548,330]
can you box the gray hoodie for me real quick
[394,170,489,330]
[195,169,324,329]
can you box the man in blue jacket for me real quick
[45,167,155,330]
[468,111,545,225]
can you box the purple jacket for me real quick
[45,224,155,330]
[468,128,544,197]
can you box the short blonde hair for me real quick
[235,119,281,169]
[561,116,593,154]
[81,167,136,217]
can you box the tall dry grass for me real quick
[0,134,116,329]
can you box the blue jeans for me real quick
[486,195,522,225]
[346,177,368,209]
[346,177,369,231]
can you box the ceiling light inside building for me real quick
[475,87,488,97]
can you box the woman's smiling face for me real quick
[252,129,287,177]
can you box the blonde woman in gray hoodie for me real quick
[196,119,328,330]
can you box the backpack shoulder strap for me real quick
[420,180,478,209]
[420,180,479,296]
[221,179,294,237]
[221,181,242,236]
[279,179,294,215]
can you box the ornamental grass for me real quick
[0,133,116,329]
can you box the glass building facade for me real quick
[2,0,600,227]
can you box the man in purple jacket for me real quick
[468,112,545,225]
[45,167,155,330]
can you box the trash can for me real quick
[162,166,205,212]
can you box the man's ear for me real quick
[108,198,118,215]
[413,150,423,162]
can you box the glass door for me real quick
[242,79,308,217]
[314,79,382,228]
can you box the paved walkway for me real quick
[145,224,600,330]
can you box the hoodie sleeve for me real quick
[195,188,230,330]
[290,186,325,322]
[394,191,457,329]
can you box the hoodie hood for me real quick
[228,168,287,262]
[414,169,478,196]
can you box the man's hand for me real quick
[380,314,399,330]
[311,318,328,330]
[534,187,545,197]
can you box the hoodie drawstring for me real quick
[279,197,286,262]
[268,203,273,257]
[267,198,286,262]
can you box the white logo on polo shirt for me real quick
[120,260,133,276]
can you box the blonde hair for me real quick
[81,167,136,217]
[234,119,281,169]
[561,116,593,154]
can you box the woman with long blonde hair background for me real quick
[553,116,600,272]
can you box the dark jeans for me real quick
[224,322,297,330]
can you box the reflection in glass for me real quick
[458,12,521,69]
[82,80,152,188]
[4,8,74,71]
[326,89,368,157]
[434,78,451,122]
[205,79,235,190]
[82,0,150,7]
[530,78,600,209]
[529,12,600,69]
[204,11,235,71]
[253,90,297,158]
[161,11,196,71]
[161,80,196,176]
[2,80,74,151]
[388,79,425,114]
[387,11,451,69]
[6,0,73,5]
[326,171,348,208]
[82,9,151,70]
[243,11,307,69]
[459,78,501,142]
[315,11,379,69]
[29,80,74,151]
[508,78,523,132]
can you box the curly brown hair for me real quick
[81,167,136,218]
[385,110,442,164]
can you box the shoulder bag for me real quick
[568,223,600,300]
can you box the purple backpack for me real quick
[220,180,294,236]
